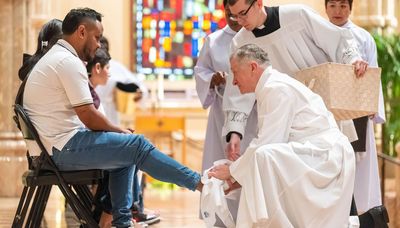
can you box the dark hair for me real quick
[325,0,353,10]
[62,8,103,35]
[18,19,62,81]
[99,36,109,52]
[227,0,253,6]
[86,48,111,75]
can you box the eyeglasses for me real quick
[229,0,257,21]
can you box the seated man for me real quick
[22,8,201,228]
[209,44,356,227]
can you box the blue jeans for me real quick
[52,130,201,227]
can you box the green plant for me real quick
[374,33,400,156]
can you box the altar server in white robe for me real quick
[194,0,257,182]
[194,1,257,225]
[325,0,385,213]
[222,0,369,162]
[209,44,356,228]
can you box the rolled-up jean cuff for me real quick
[188,173,201,191]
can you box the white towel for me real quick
[200,159,236,228]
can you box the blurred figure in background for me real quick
[194,0,257,226]
[96,36,148,125]
[18,19,63,81]
[94,37,159,227]
[325,0,386,214]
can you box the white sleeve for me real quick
[221,40,256,138]
[300,6,361,64]
[58,57,93,107]
[194,36,217,109]
[365,34,385,123]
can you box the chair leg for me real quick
[12,186,29,228]
[29,185,52,228]
[73,185,94,212]
[57,184,98,227]
[25,185,47,227]
[12,186,36,228]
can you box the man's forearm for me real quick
[75,104,125,133]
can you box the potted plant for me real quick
[374,33,400,156]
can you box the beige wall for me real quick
[270,0,326,15]
[52,0,131,66]
[25,0,132,67]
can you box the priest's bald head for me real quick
[230,44,270,94]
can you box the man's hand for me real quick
[208,164,231,180]
[226,132,241,161]
[224,181,241,195]
[352,60,368,78]
[124,128,135,134]
[210,71,226,88]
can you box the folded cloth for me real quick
[200,159,236,228]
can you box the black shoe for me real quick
[367,205,389,228]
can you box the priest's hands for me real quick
[208,164,231,180]
[226,133,241,161]
[224,181,241,195]
[210,71,226,88]
[352,60,368,78]
[208,163,242,194]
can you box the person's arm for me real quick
[194,35,225,109]
[300,5,367,76]
[59,57,130,134]
[211,81,296,179]
[222,37,256,158]
[74,104,130,133]
[116,82,139,92]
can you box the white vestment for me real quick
[343,20,385,212]
[95,59,148,125]
[222,4,361,140]
[195,25,257,171]
[230,67,355,228]
[194,25,258,226]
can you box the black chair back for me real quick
[12,104,102,228]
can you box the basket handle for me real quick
[306,78,316,90]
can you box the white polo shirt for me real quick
[23,39,93,156]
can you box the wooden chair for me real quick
[11,104,103,228]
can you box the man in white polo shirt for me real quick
[23,8,202,228]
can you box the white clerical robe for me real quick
[95,59,148,125]
[194,25,258,226]
[343,20,385,212]
[230,67,355,228]
[222,4,361,139]
[195,25,258,171]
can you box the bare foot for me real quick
[196,181,204,192]
[99,211,112,228]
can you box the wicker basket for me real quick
[294,63,381,120]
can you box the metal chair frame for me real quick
[12,104,103,228]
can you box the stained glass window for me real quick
[134,0,227,79]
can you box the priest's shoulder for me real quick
[280,4,319,18]
[232,27,255,46]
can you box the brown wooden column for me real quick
[0,0,28,197]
